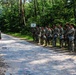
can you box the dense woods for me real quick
[0,0,76,33]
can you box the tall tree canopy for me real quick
[0,0,76,33]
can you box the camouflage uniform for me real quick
[59,26,64,48]
[45,27,52,46]
[35,27,40,43]
[40,27,45,45]
[38,27,42,44]
[68,25,75,51]
[44,27,48,46]
[64,24,70,47]
[52,26,59,47]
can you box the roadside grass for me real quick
[6,32,33,41]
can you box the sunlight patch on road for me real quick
[0,40,16,44]
[30,59,50,65]
[0,53,7,56]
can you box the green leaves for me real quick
[0,0,76,33]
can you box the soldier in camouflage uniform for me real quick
[35,26,40,43]
[58,25,64,48]
[45,27,52,46]
[40,27,45,45]
[67,24,75,51]
[44,26,48,46]
[52,25,59,47]
[64,23,70,48]
[38,27,42,44]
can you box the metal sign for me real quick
[31,23,36,27]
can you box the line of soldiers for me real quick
[31,23,76,52]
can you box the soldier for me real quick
[43,27,47,46]
[45,27,52,46]
[64,26,67,47]
[52,25,59,47]
[68,24,75,52]
[38,27,42,44]
[58,25,64,48]
[64,23,70,48]
[40,27,45,45]
[35,26,40,43]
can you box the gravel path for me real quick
[0,33,76,75]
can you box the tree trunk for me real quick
[22,0,26,26]
[19,0,26,28]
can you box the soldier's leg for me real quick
[53,38,56,47]
[48,37,51,45]
[35,35,38,43]
[60,39,62,47]
[46,37,49,46]
[64,37,68,47]
[55,37,57,47]
[61,39,63,47]
[38,36,41,44]
[67,37,70,50]
[64,39,67,47]
[40,36,42,45]
[34,34,37,42]
[69,40,72,51]
[68,39,71,51]
[62,39,64,47]
[43,37,45,46]
[41,36,44,45]
[50,37,53,46]
[71,40,74,52]
[41,37,43,45]
[36,35,39,43]
[33,34,35,41]
[45,38,47,46]
[52,38,55,47]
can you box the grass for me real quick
[6,32,33,41]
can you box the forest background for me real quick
[0,0,76,39]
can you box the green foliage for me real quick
[0,0,76,34]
